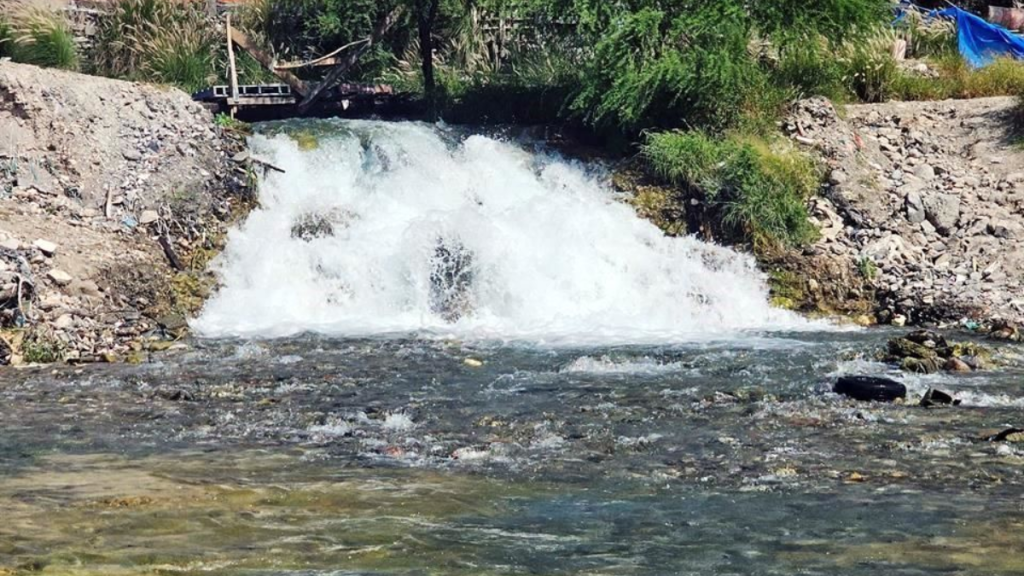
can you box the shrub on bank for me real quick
[771,24,1024,104]
[644,131,820,250]
[571,7,787,135]
[93,0,219,92]
[5,8,78,70]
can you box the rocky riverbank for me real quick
[621,95,1024,330]
[0,62,250,364]
[784,96,1024,329]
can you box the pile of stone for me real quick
[0,63,249,365]
[884,329,991,374]
[786,96,1024,327]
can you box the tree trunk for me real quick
[418,0,441,105]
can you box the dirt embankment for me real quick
[784,96,1024,328]
[0,62,249,364]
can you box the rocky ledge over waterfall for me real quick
[0,62,251,364]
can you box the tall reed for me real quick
[8,8,78,70]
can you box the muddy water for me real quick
[2,332,1024,575]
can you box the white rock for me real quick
[70,279,102,298]
[139,210,160,225]
[33,239,58,256]
[914,164,935,180]
[54,314,74,329]
[47,269,73,286]
[0,238,19,251]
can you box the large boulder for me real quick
[922,193,960,235]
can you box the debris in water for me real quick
[464,358,483,367]
[920,388,960,408]
[834,376,906,403]
[983,428,1024,443]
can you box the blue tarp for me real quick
[936,6,1024,67]
[898,3,1024,67]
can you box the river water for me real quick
[1,121,1023,575]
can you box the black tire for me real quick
[834,376,907,403]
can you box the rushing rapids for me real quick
[195,120,808,342]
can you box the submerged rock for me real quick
[885,331,992,374]
[901,356,941,374]
[943,357,971,373]
[291,213,335,242]
[905,330,949,350]
[834,376,907,403]
[290,209,358,242]
[429,238,474,323]
[920,388,960,408]
[888,337,937,359]
[989,321,1021,342]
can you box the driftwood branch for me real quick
[298,6,405,113]
[158,234,184,271]
[229,28,309,96]
[274,38,370,70]
[252,157,285,173]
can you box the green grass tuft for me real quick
[93,0,219,92]
[0,16,12,58]
[8,8,78,70]
[22,333,65,364]
[644,131,821,250]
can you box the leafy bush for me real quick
[7,8,78,70]
[840,27,901,102]
[644,130,821,250]
[22,332,65,364]
[572,7,771,133]
[894,8,956,59]
[775,38,849,101]
[569,1,890,135]
[94,0,174,77]
[259,0,413,80]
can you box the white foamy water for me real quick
[195,120,811,343]
[561,356,686,375]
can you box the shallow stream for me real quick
[2,332,1024,575]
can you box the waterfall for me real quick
[194,120,809,343]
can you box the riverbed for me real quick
[2,331,1023,575]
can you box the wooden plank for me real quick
[230,28,309,96]
[226,96,297,106]
[226,14,239,101]
[297,6,404,113]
